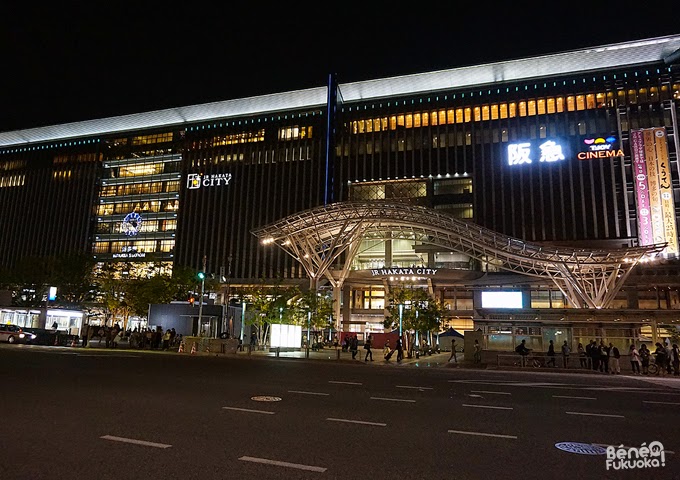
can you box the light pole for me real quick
[398,303,404,337]
[197,255,206,336]
[240,301,246,342]
[306,311,311,358]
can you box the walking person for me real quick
[577,342,588,368]
[383,339,391,359]
[629,344,641,375]
[561,340,570,368]
[350,335,358,360]
[396,336,404,362]
[671,343,680,376]
[608,343,621,374]
[473,339,482,364]
[640,344,651,374]
[81,323,89,348]
[547,340,556,367]
[653,342,668,376]
[364,334,373,362]
[598,341,609,373]
[448,339,457,364]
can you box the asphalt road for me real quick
[1,344,679,480]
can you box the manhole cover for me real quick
[555,442,606,455]
[251,396,282,402]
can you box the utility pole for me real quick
[198,255,206,336]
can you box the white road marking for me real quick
[471,390,512,395]
[553,395,597,400]
[593,443,675,455]
[462,404,513,410]
[328,381,362,385]
[288,390,330,396]
[468,394,483,398]
[565,411,625,418]
[100,435,171,449]
[396,385,433,390]
[643,400,680,406]
[239,456,327,472]
[326,417,386,427]
[222,406,275,415]
[78,354,141,358]
[370,397,416,403]
[448,429,517,439]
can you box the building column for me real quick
[342,283,351,332]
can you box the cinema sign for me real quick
[577,135,624,160]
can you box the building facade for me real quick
[1,35,680,351]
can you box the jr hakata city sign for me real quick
[187,173,232,189]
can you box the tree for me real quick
[245,281,298,347]
[383,284,445,357]
[292,288,334,332]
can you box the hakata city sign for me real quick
[370,268,438,276]
[187,173,232,189]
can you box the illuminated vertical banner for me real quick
[643,129,664,244]
[653,127,679,255]
[631,130,653,245]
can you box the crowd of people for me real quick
[514,338,680,375]
[79,323,183,351]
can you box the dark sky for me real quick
[2,5,678,133]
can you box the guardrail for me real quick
[497,354,593,369]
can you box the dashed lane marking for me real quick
[553,395,597,400]
[470,390,512,395]
[395,385,433,390]
[288,390,330,396]
[328,381,362,386]
[462,404,513,410]
[222,406,275,415]
[101,435,171,449]
[565,411,625,419]
[448,429,517,439]
[239,456,327,472]
[370,397,416,403]
[326,418,386,427]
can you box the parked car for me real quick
[0,324,37,344]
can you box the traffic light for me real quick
[197,271,205,281]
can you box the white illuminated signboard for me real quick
[481,291,523,308]
[270,324,302,348]
[507,139,567,166]
[187,173,232,189]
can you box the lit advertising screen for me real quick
[481,291,523,308]
[270,324,302,348]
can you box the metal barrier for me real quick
[497,354,593,369]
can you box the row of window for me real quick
[131,133,173,146]
[100,181,180,197]
[108,162,180,178]
[93,240,175,254]
[96,200,179,216]
[0,175,25,188]
[107,148,175,160]
[348,84,678,135]
[53,152,100,164]
[96,219,177,234]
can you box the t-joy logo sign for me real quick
[507,139,567,166]
[577,135,624,160]
[187,173,232,189]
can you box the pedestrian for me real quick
[561,340,570,368]
[364,334,373,362]
[608,343,621,374]
[547,340,556,367]
[666,341,674,375]
[396,336,404,362]
[640,344,651,374]
[587,340,599,371]
[473,339,482,364]
[653,342,667,376]
[383,339,391,359]
[671,344,680,376]
[599,341,609,373]
[81,323,89,348]
[162,329,171,350]
[350,335,358,359]
[577,342,588,368]
[448,339,457,363]
[629,344,641,374]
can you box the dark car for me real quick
[0,324,37,344]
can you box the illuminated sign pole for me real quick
[307,311,311,358]
[240,301,246,342]
[197,255,206,336]
[398,304,404,337]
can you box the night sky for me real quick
[2,5,678,133]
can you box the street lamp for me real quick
[197,255,206,336]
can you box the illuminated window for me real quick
[566,96,576,111]
[366,119,373,133]
[397,115,405,127]
[464,108,471,122]
[508,103,516,118]
[439,110,446,125]
[358,120,365,134]
[132,133,173,146]
[381,117,388,131]
[422,112,429,127]
[518,101,527,117]
[586,94,596,109]
[547,98,555,114]
[576,95,585,110]
[556,97,564,112]
[390,116,397,130]
[473,107,481,122]
[537,99,546,115]
[628,89,637,104]
[482,106,490,121]
[447,109,455,124]
[500,104,508,119]
[659,85,669,100]
[595,92,605,107]
[456,109,464,123]
[413,113,421,128]
[375,118,382,131]
[527,100,536,116]
[649,86,659,100]
[637,88,648,103]
[405,115,413,128]
[431,111,438,126]
[491,104,498,120]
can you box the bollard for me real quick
[275,347,280,357]
[336,348,340,360]
[306,347,310,359]
[248,344,252,355]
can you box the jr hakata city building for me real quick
[2,34,680,352]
